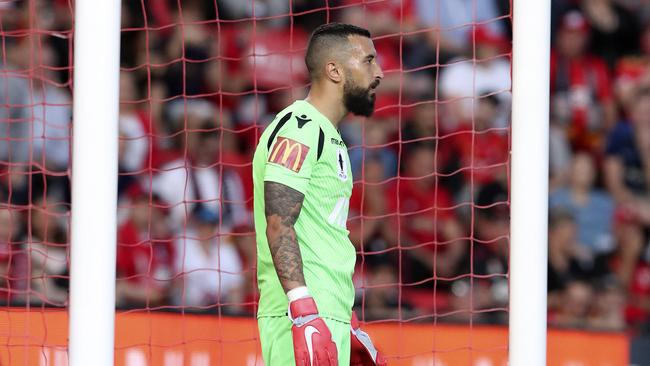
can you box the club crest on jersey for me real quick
[268,137,309,173]
[336,148,348,181]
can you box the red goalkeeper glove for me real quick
[350,312,387,366]
[289,294,338,366]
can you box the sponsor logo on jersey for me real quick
[330,137,345,146]
[268,137,309,172]
[336,148,348,181]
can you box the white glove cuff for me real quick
[287,286,310,302]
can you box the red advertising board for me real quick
[0,309,628,365]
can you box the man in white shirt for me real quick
[173,208,244,308]
[439,25,511,129]
[151,110,249,231]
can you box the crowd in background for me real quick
[0,0,649,335]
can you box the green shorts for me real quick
[258,316,350,365]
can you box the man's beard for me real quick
[343,79,379,117]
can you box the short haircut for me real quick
[305,23,371,80]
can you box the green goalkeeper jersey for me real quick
[253,100,355,322]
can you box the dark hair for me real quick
[305,23,371,79]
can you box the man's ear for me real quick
[325,61,343,83]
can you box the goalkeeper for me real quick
[252,23,386,366]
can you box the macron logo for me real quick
[304,325,320,365]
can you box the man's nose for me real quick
[375,64,384,80]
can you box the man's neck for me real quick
[305,83,347,126]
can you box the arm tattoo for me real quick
[264,181,306,292]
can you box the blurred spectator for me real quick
[291,1,329,32]
[581,0,640,69]
[240,23,309,92]
[547,209,609,301]
[3,165,42,206]
[549,277,624,332]
[0,206,27,304]
[347,121,397,180]
[5,162,69,208]
[453,182,510,323]
[359,263,415,320]
[338,0,419,37]
[415,0,506,59]
[0,36,68,209]
[604,88,650,285]
[118,71,153,176]
[0,207,14,288]
[551,10,617,153]
[617,0,650,25]
[218,0,289,23]
[151,106,249,231]
[203,24,258,112]
[614,22,650,114]
[447,278,494,324]
[116,189,174,308]
[348,157,404,318]
[27,197,68,306]
[401,100,438,144]
[401,101,461,195]
[607,89,650,325]
[349,156,391,252]
[10,37,72,173]
[0,2,23,31]
[0,45,29,165]
[625,250,650,328]
[173,208,245,310]
[550,153,615,255]
[449,95,509,191]
[549,118,574,190]
[589,279,626,331]
[439,26,511,129]
[162,4,212,98]
[605,87,650,204]
[549,280,594,328]
[387,143,466,286]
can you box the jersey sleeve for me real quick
[263,115,319,195]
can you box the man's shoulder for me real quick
[275,101,322,130]
[264,101,323,146]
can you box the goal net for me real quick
[0,1,512,365]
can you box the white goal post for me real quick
[510,0,551,365]
[69,0,122,365]
[65,0,550,364]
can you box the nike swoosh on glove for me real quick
[289,296,339,366]
[350,312,387,366]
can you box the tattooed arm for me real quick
[264,181,306,292]
[265,183,339,363]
